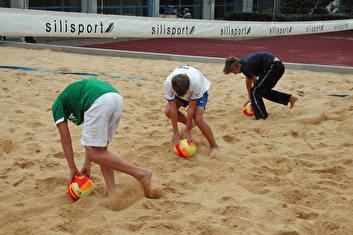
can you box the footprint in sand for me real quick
[0,139,15,154]
[297,112,327,125]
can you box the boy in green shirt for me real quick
[52,79,152,198]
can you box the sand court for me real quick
[0,46,353,234]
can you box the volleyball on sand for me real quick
[174,139,196,158]
[68,176,95,201]
[243,102,254,116]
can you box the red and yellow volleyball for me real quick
[243,102,254,116]
[68,176,95,201]
[174,139,196,158]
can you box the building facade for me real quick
[1,0,276,20]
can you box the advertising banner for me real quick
[0,8,352,38]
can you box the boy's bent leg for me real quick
[165,101,187,124]
[100,165,116,197]
[263,90,291,105]
[165,101,196,128]
[251,64,283,119]
[251,86,268,119]
[194,106,218,155]
[86,147,152,198]
[263,91,298,109]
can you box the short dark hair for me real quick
[223,56,240,74]
[172,74,190,97]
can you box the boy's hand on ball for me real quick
[182,132,193,143]
[171,132,181,146]
[68,168,81,184]
[81,166,92,180]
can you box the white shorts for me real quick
[80,92,123,147]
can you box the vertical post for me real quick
[10,0,27,9]
[203,0,215,20]
[81,0,98,13]
[242,0,253,12]
[272,0,277,21]
[151,0,160,17]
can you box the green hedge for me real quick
[224,12,352,21]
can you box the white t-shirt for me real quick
[164,66,211,101]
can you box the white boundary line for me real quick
[1,41,352,74]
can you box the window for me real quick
[0,0,9,7]
[28,0,81,12]
[160,0,202,19]
[98,0,150,16]
[215,0,242,20]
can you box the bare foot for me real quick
[209,146,219,156]
[290,96,298,109]
[140,169,152,198]
[107,190,117,198]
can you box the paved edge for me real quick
[1,41,352,74]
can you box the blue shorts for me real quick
[176,92,209,109]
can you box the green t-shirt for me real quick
[52,79,118,126]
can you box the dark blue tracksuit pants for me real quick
[250,61,291,120]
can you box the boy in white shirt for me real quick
[164,66,218,156]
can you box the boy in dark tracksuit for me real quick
[223,52,298,120]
